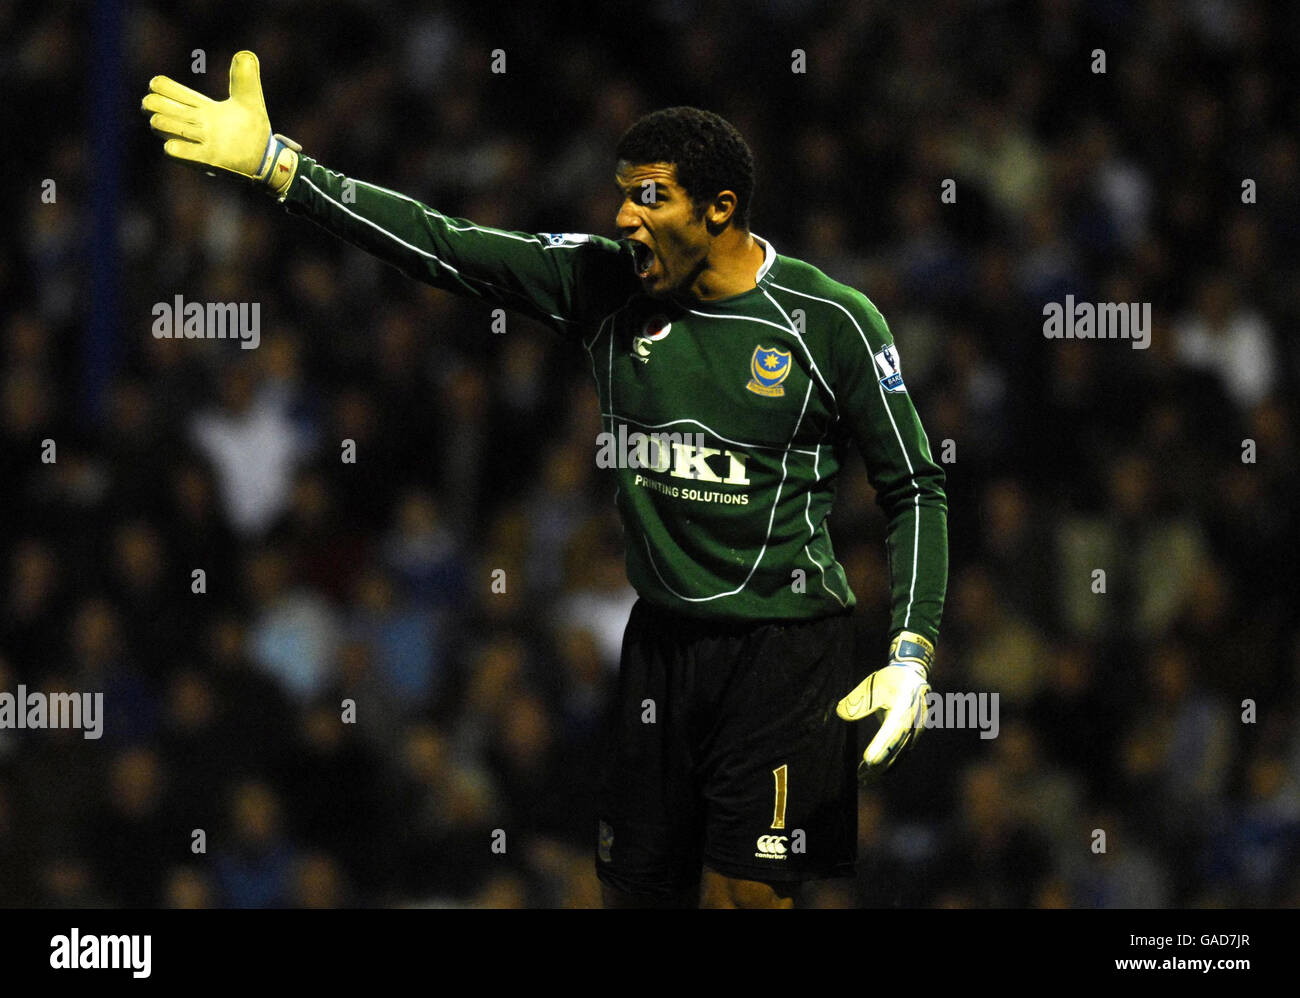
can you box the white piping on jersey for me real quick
[801,415,849,608]
[769,280,928,630]
[760,288,840,418]
[312,176,858,610]
[583,293,640,352]
[752,233,777,280]
[598,414,822,458]
[425,212,534,241]
[801,495,848,607]
[350,179,552,249]
[678,304,839,412]
[584,311,617,502]
[754,282,848,605]
[584,311,614,356]
[640,377,815,602]
[424,212,592,253]
[594,295,646,505]
[585,280,845,605]
[608,308,617,505]
[586,298,641,507]
[302,176,578,326]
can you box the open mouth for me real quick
[626,239,656,279]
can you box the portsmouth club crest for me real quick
[632,315,672,363]
[747,345,792,396]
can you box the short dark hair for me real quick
[615,107,755,230]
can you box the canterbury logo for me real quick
[755,834,788,856]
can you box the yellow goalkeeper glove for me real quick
[836,631,934,782]
[141,50,300,198]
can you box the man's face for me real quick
[614,161,711,298]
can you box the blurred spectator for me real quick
[1174,273,1277,410]
[555,512,639,670]
[212,780,298,908]
[245,548,340,702]
[88,747,174,907]
[190,362,315,536]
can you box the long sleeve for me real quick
[833,291,948,647]
[281,156,639,339]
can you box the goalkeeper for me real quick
[142,52,947,909]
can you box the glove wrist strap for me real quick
[257,132,302,198]
[889,630,935,676]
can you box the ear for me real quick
[704,190,739,234]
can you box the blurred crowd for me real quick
[1,0,1298,907]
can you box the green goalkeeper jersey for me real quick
[282,158,948,642]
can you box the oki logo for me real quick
[595,424,751,485]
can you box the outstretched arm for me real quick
[282,159,635,336]
[141,51,639,337]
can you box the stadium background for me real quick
[1,0,1297,908]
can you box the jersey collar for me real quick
[666,234,778,308]
[752,234,777,282]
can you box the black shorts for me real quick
[594,597,861,896]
